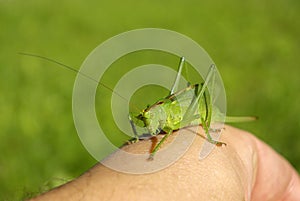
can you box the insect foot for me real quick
[126,138,139,145]
[209,127,225,133]
[216,141,227,147]
[147,155,154,161]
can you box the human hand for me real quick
[29,126,300,201]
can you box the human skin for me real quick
[29,126,300,201]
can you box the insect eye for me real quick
[136,114,144,120]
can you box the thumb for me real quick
[225,126,300,201]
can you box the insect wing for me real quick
[170,86,198,123]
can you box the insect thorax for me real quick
[143,100,185,135]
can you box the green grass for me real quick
[1,0,300,200]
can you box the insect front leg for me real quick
[128,115,139,140]
[127,116,140,144]
[128,115,153,144]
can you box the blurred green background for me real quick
[1,0,299,200]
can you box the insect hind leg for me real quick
[201,117,226,146]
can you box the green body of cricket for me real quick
[129,57,255,160]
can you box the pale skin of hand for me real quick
[29,126,300,201]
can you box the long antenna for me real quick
[18,52,140,112]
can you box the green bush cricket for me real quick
[128,57,255,160]
[19,53,256,160]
